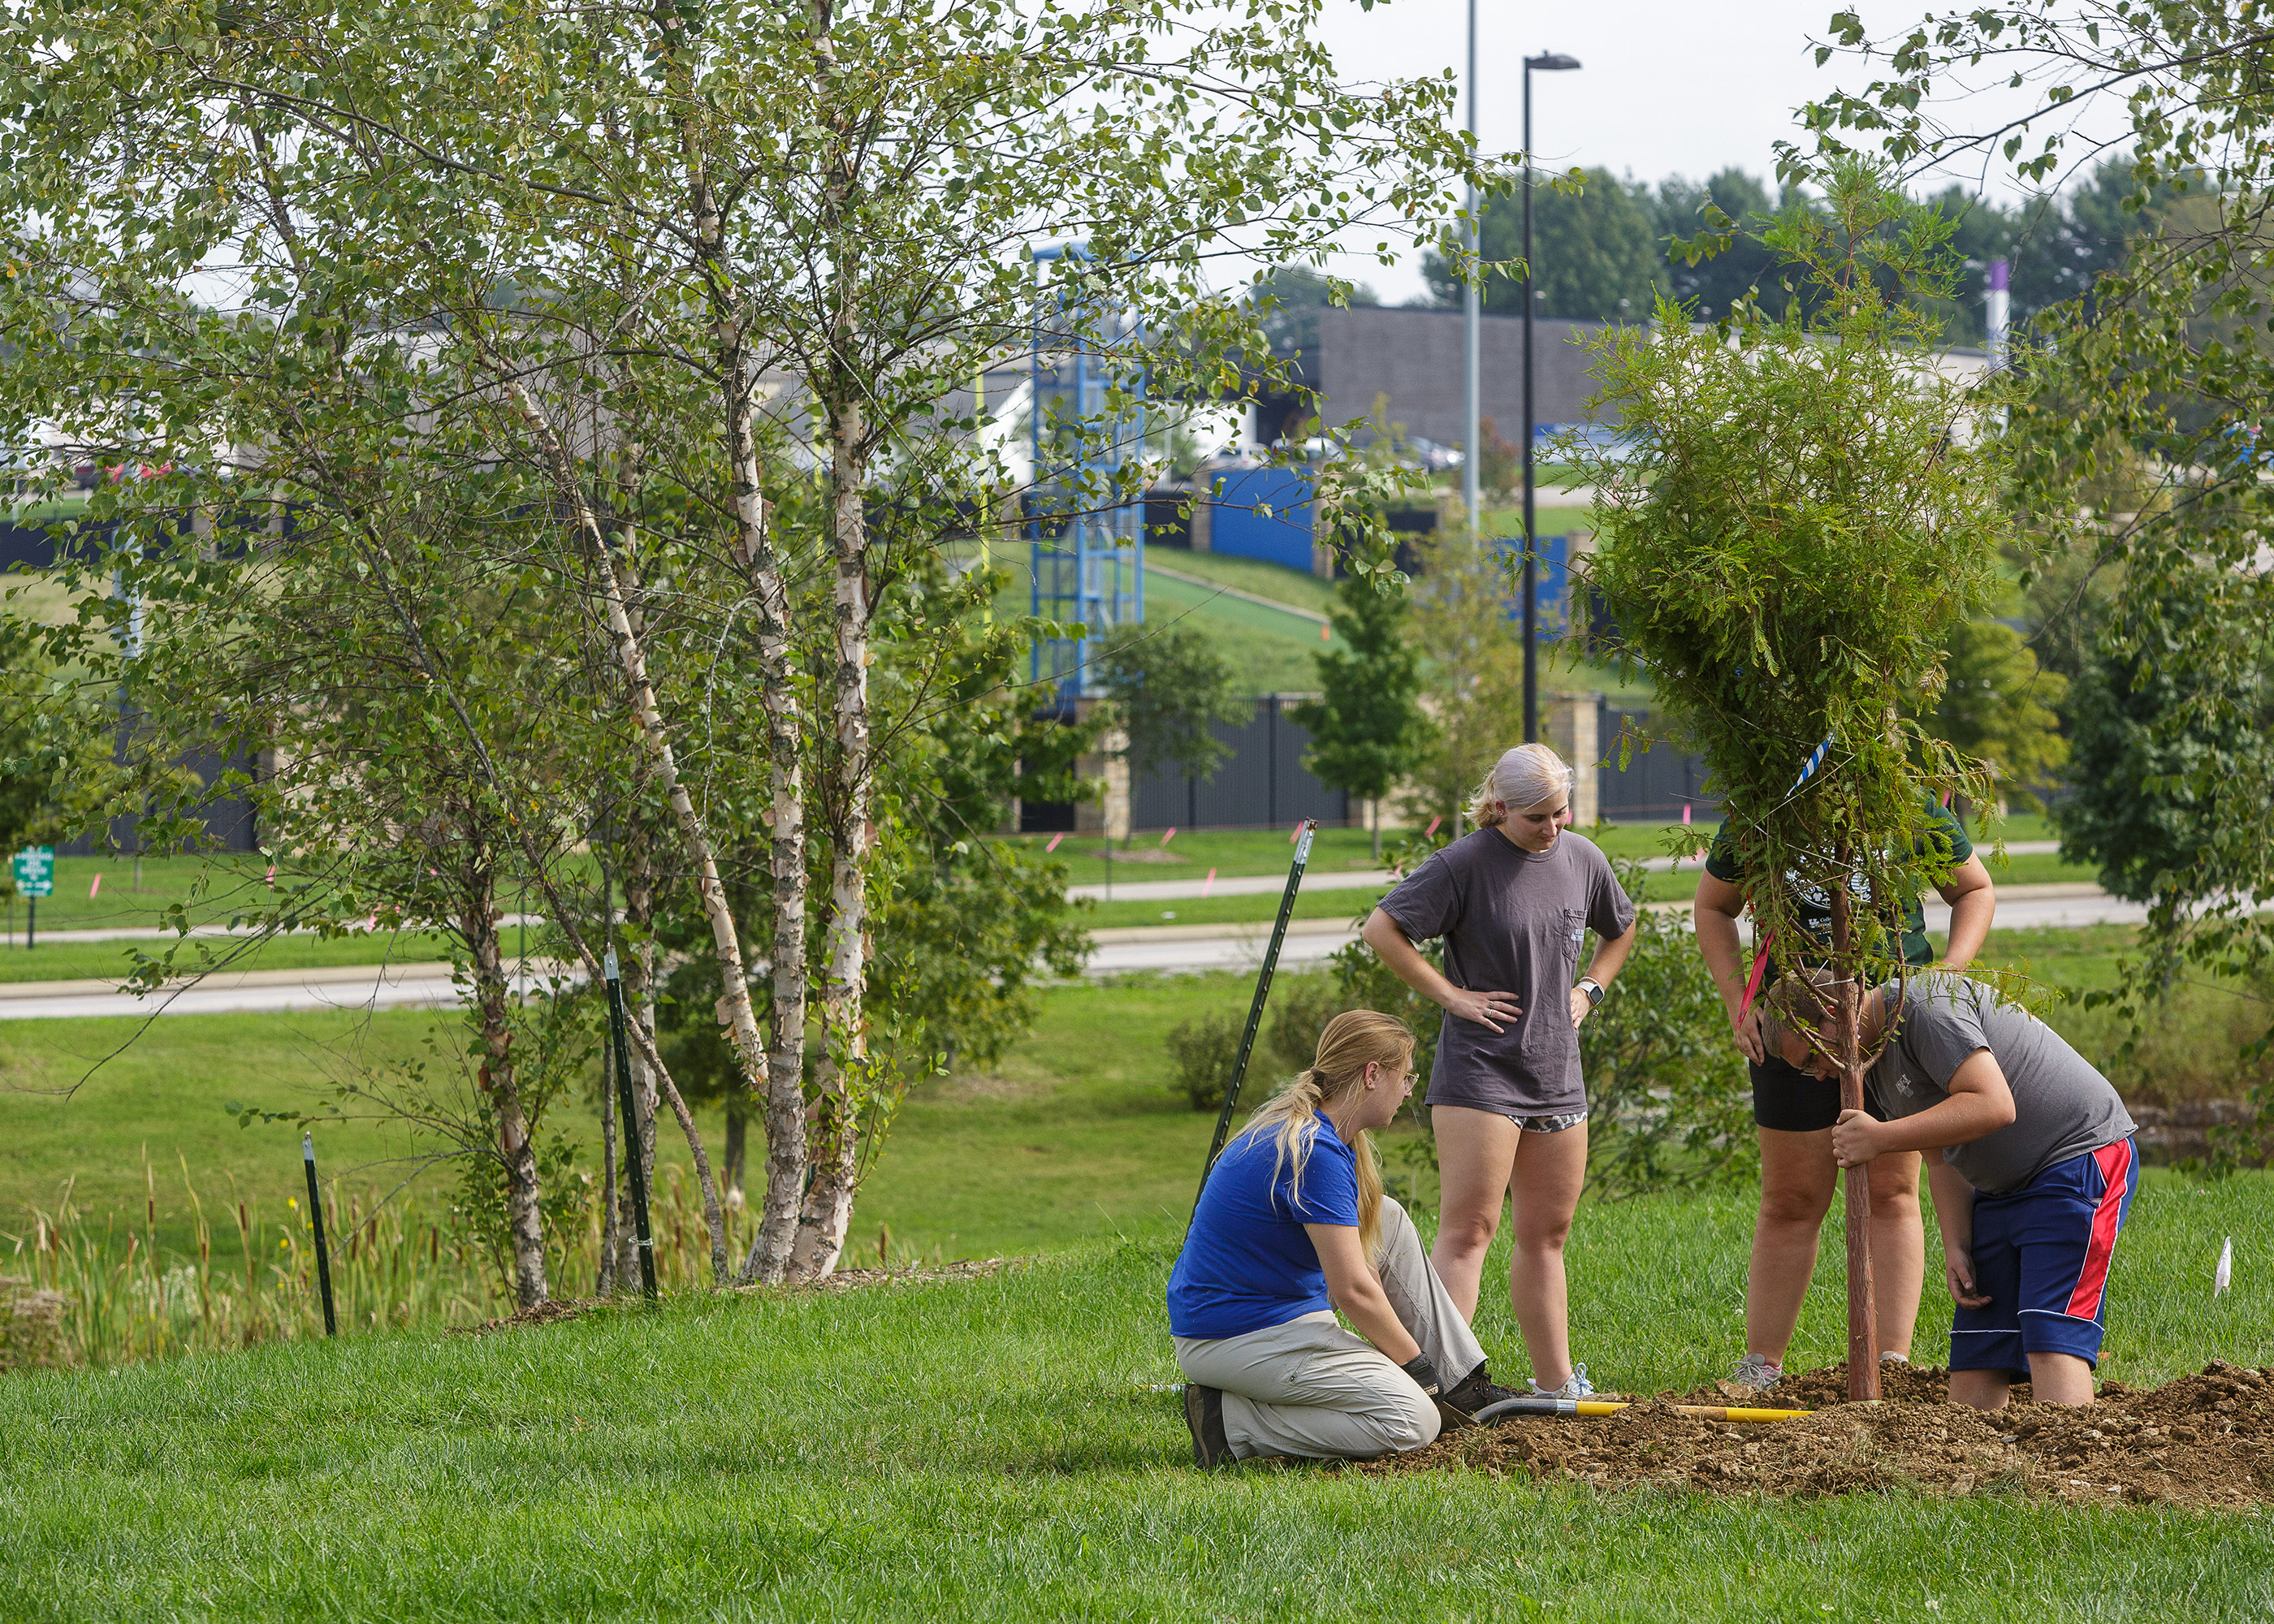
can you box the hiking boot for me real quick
[1718,1353,1783,1397]
[1439,1364,1528,1426]
[1183,1383,1233,1469]
[1528,1363,1595,1401]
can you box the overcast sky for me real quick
[1312,0,2128,304]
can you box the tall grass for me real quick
[3,1152,770,1369]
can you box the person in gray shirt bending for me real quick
[1762,970,2140,1410]
[1362,744,1637,1400]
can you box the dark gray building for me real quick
[1303,306,1613,448]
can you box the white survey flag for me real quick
[2215,1237,2233,1298]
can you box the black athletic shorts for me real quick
[1750,1051,1891,1134]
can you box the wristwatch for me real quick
[1577,977,1605,1008]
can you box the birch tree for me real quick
[0,0,1493,1281]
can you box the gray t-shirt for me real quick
[1866,974,2136,1194]
[1377,828,1636,1115]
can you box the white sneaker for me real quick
[1720,1352,1783,1397]
[1528,1363,1594,1400]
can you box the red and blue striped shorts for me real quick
[1950,1138,2139,1376]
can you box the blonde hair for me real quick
[1234,1009,1412,1263]
[1467,743,1576,828]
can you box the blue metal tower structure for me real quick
[1029,244,1145,705]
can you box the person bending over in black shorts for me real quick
[1692,799,1995,1394]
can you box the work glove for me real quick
[1400,1354,1442,1397]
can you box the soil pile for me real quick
[1360,1361,2274,1509]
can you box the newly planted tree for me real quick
[1568,159,2008,1396]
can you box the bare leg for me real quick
[1948,1367,2012,1410]
[1506,1122,1589,1391]
[2025,1352,2096,1406]
[1745,1127,1835,1364]
[1868,1151,1926,1360]
[1429,1106,1522,1321]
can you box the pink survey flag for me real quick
[1203,867,1217,897]
[89,873,102,898]
[1318,623,1330,641]
[1424,815,1442,839]
[1161,827,1177,846]
[1044,832,1064,853]
[1682,803,1692,826]
[265,866,276,887]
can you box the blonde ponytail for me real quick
[1232,1009,1412,1263]
[1467,742,1576,828]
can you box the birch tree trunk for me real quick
[465,867,547,1309]
[789,383,871,1281]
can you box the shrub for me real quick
[1165,1013,1245,1112]
[1579,859,1755,1197]
[1265,974,1351,1078]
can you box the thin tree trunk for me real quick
[723,1099,747,1198]
[1829,866,1880,1401]
[789,384,872,1282]
[599,1039,623,1296]
[504,381,755,1284]
[466,872,547,1310]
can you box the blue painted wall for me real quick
[1208,468,1314,572]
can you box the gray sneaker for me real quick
[1528,1363,1594,1400]
[1720,1353,1783,1396]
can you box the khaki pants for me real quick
[1172,1197,1485,1461]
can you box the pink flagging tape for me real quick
[1044,832,1064,853]
[1203,867,1217,897]
[1424,814,1442,839]
[1161,827,1177,846]
[89,873,102,898]
[1738,931,1775,1024]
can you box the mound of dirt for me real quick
[1357,1360,2274,1510]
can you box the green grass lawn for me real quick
[0,927,458,985]
[2,1186,2269,1620]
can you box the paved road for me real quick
[0,880,2136,1017]
[1066,840,2066,903]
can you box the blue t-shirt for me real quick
[1166,1116,1361,1341]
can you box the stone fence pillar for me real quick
[1546,691,1601,828]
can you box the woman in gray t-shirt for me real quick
[1360,744,1637,1397]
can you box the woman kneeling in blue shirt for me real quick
[1169,1010,1525,1466]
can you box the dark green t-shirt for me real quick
[1704,799,1973,969]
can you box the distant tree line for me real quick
[1412,158,2171,344]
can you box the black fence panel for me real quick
[1597,704,1720,823]
[1128,695,1351,831]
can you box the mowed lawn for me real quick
[1,1188,2269,1621]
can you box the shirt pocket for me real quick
[1560,908,1588,965]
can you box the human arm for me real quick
[1829,1048,2017,1168]
[1691,871,1766,1064]
[1936,853,1996,968]
[1569,922,1638,1029]
[1360,907,1520,1032]
[1926,1160,1991,1309]
[1305,1221,1420,1365]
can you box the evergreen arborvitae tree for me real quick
[1291,574,1432,861]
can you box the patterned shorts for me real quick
[1504,1110,1589,1135]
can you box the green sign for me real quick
[11,846,54,898]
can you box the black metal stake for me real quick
[1195,819,1319,1212]
[302,1132,336,1337]
[605,948,659,1300]
[25,896,33,951]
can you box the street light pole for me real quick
[1520,51,1580,747]
[1461,0,1480,536]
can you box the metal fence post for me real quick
[604,948,659,1299]
[302,1133,336,1337]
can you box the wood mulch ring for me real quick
[1355,1360,2274,1510]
